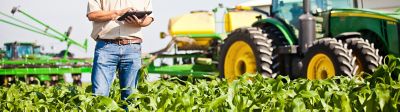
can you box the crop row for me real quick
[0,56,399,111]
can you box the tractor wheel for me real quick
[345,38,382,74]
[26,75,39,85]
[303,38,357,80]
[262,25,289,76]
[4,75,16,86]
[219,27,273,82]
[361,31,387,55]
[50,75,59,86]
[72,73,82,86]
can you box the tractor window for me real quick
[5,45,12,59]
[272,0,354,15]
[272,0,312,30]
[330,0,354,9]
[311,0,354,12]
[271,0,353,32]
[33,47,41,55]
[16,45,33,58]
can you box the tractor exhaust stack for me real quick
[299,0,316,54]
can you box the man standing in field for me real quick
[86,0,153,101]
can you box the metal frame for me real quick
[0,7,92,83]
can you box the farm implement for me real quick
[0,7,91,86]
[143,5,266,78]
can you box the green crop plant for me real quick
[0,56,399,111]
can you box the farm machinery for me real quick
[144,5,266,78]
[150,0,400,81]
[0,7,92,86]
[220,0,400,81]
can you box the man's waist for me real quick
[98,38,142,45]
[92,24,143,40]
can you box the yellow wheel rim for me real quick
[224,41,257,82]
[307,53,335,80]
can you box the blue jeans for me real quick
[91,41,142,100]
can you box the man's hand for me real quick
[115,8,132,17]
[124,15,153,27]
[87,7,133,22]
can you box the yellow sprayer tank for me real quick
[169,11,215,35]
[224,11,263,33]
[168,11,216,50]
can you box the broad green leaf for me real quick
[300,90,318,98]
[208,95,228,109]
[291,98,306,111]
[94,96,121,110]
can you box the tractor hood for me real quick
[331,8,400,22]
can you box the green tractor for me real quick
[2,42,54,60]
[220,0,399,81]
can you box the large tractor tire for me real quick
[219,27,274,82]
[72,73,82,86]
[261,25,289,76]
[3,75,16,87]
[303,38,357,80]
[26,75,39,85]
[345,38,382,74]
[361,31,387,56]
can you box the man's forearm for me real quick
[87,11,118,22]
[139,17,153,27]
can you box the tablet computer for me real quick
[117,11,152,21]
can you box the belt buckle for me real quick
[118,40,123,45]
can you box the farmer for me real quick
[86,0,153,101]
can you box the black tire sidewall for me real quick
[219,28,262,78]
[345,38,380,74]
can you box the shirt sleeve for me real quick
[87,0,102,15]
[146,0,154,18]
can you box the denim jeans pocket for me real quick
[95,41,110,51]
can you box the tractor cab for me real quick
[271,0,355,17]
[271,0,356,37]
[3,42,40,60]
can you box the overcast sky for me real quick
[0,0,248,58]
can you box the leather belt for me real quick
[98,38,142,45]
